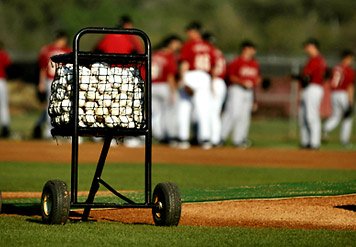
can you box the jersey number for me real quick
[194,54,211,72]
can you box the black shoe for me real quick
[0,126,10,138]
[32,125,42,139]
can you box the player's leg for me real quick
[193,72,212,147]
[305,84,324,148]
[160,84,171,142]
[210,78,227,145]
[152,84,164,141]
[233,89,253,146]
[0,79,10,137]
[339,93,353,146]
[323,92,343,134]
[298,89,310,147]
[43,79,53,139]
[177,88,192,148]
[221,86,238,143]
[166,90,179,143]
[231,87,247,146]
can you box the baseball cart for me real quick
[41,27,181,226]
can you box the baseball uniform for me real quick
[299,55,326,148]
[221,56,260,146]
[210,46,227,146]
[0,49,11,137]
[96,34,144,54]
[323,64,355,145]
[151,49,178,141]
[178,39,215,146]
[38,43,71,138]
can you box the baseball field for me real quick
[0,114,355,246]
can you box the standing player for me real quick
[177,21,215,149]
[95,15,143,54]
[0,41,11,138]
[34,31,71,139]
[202,32,227,146]
[221,40,261,147]
[323,49,355,147]
[298,38,327,149]
[96,15,145,147]
[151,35,182,142]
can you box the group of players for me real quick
[151,21,261,149]
[0,16,354,149]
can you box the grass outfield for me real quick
[0,216,355,247]
[1,162,355,245]
[9,110,356,150]
[1,162,355,205]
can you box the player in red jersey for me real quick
[221,40,261,148]
[298,38,327,149]
[0,41,11,138]
[202,32,227,146]
[177,21,215,149]
[95,15,143,54]
[151,35,182,142]
[34,31,71,139]
[323,49,355,146]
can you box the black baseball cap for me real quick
[118,15,133,27]
[202,32,216,44]
[341,49,354,58]
[303,38,320,49]
[185,21,202,32]
[240,40,256,50]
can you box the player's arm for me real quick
[347,83,354,105]
[38,68,47,93]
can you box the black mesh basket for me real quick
[48,52,147,136]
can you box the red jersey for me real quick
[213,47,227,79]
[38,44,71,79]
[0,49,11,79]
[330,64,355,91]
[152,50,177,83]
[180,39,215,73]
[302,55,327,85]
[228,56,260,88]
[96,34,144,54]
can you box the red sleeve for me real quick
[130,36,144,54]
[167,54,177,75]
[38,47,48,69]
[3,51,11,68]
[179,42,191,62]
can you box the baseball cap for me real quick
[185,21,202,32]
[240,40,256,50]
[303,38,320,49]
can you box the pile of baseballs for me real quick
[49,62,144,129]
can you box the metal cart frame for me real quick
[41,27,181,226]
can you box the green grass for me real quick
[1,162,355,246]
[1,162,355,202]
[0,216,355,247]
[9,110,356,149]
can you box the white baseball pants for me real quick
[210,78,226,145]
[0,79,10,126]
[324,91,353,144]
[221,85,253,145]
[152,83,175,140]
[178,70,212,143]
[299,84,324,148]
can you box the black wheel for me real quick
[152,182,181,226]
[41,180,70,225]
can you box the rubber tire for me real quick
[152,182,182,226]
[41,180,70,225]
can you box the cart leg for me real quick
[82,135,113,221]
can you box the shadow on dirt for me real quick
[334,205,356,212]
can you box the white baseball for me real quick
[61,99,71,112]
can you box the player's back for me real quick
[180,39,214,72]
[152,50,177,83]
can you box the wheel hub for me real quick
[43,193,52,216]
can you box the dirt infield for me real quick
[0,140,355,169]
[1,140,355,229]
